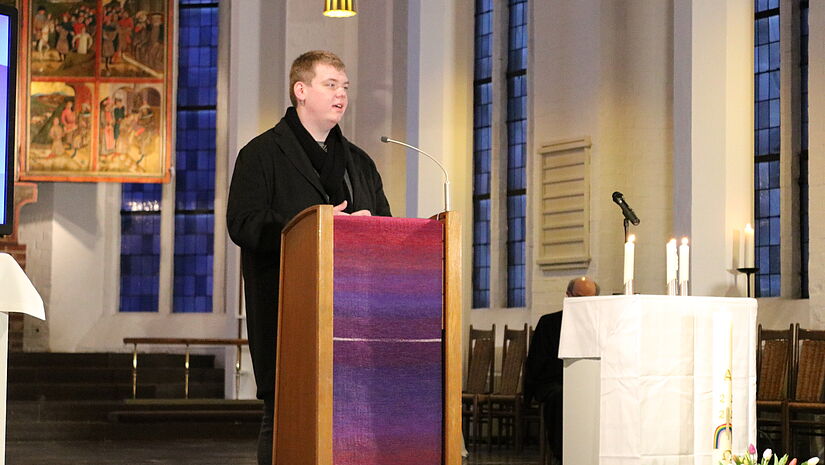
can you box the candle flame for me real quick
[681,237,689,245]
[669,238,676,245]
[628,234,636,243]
[745,223,754,233]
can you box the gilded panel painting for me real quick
[98,82,162,174]
[18,0,173,183]
[28,81,93,172]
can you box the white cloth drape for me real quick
[559,295,757,465]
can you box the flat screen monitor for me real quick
[0,5,16,237]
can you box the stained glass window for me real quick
[472,0,493,308]
[754,0,780,297]
[173,0,218,313]
[506,0,527,307]
[120,183,162,312]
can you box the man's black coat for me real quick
[227,118,391,399]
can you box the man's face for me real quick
[296,63,349,131]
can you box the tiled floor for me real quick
[6,440,542,465]
[6,440,259,465]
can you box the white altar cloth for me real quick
[0,253,45,465]
[559,295,757,465]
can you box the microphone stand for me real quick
[623,218,629,242]
[380,136,450,212]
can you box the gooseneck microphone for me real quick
[612,191,640,225]
[380,136,451,212]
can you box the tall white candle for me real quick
[743,224,754,268]
[624,234,636,285]
[679,237,690,284]
[666,239,677,284]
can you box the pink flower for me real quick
[748,444,757,455]
[789,458,798,465]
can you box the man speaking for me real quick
[227,50,392,465]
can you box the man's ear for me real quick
[293,81,306,104]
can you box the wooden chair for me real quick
[462,325,495,449]
[485,324,528,452]
[784,325,825,457]
[755,324,795,451]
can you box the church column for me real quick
[404,0,473,220]
[807,1,825,327]
[673,0,754,297]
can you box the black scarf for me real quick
[284,106,352,211]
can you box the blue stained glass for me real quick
[768,71,779,99]
[173,214,213,313]
[506,193,526,308]
[768,161,779,187]
[119,182,162,312]
[177,4,218,108]
[768,15,779,42]
[472,0,493,311]
[122,183,162,211]
[171,1,218,313]
[754,161,780,294]
[474,0,493,80]
[472,196,491,308]
[504,0,528,308]
[765,129,778,155]
[757,19,767,45]
[120,213,161,312]
[753,0,779,281]
[181,0,215,7]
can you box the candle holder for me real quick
[624,280,634,296]
[667,280,678,296]
[736,267,759,298]
[679,280,689,296]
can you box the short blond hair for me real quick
[289,50,346,106]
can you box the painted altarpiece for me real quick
[12,0,173,182]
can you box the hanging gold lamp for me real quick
[324,0,357,18]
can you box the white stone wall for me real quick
[16,183,53,352]
[525,0,673,324]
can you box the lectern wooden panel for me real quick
[273,206,461,465]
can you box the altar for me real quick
[0,253,45,465]
[559,295,757,465]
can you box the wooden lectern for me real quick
[272,205,462,465]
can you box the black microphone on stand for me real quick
[612,192,640,225]
[380,136,451,211]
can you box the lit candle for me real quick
[679,237,690,284]
[624,234,636,285]
[743,224,754,268]
[666,239,677,284]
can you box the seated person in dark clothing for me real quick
[524,276,599,465]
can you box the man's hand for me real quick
[333,200,349,215]
[333,200,371,216]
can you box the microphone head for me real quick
[612,191,623,201]
[379,136,389,143]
